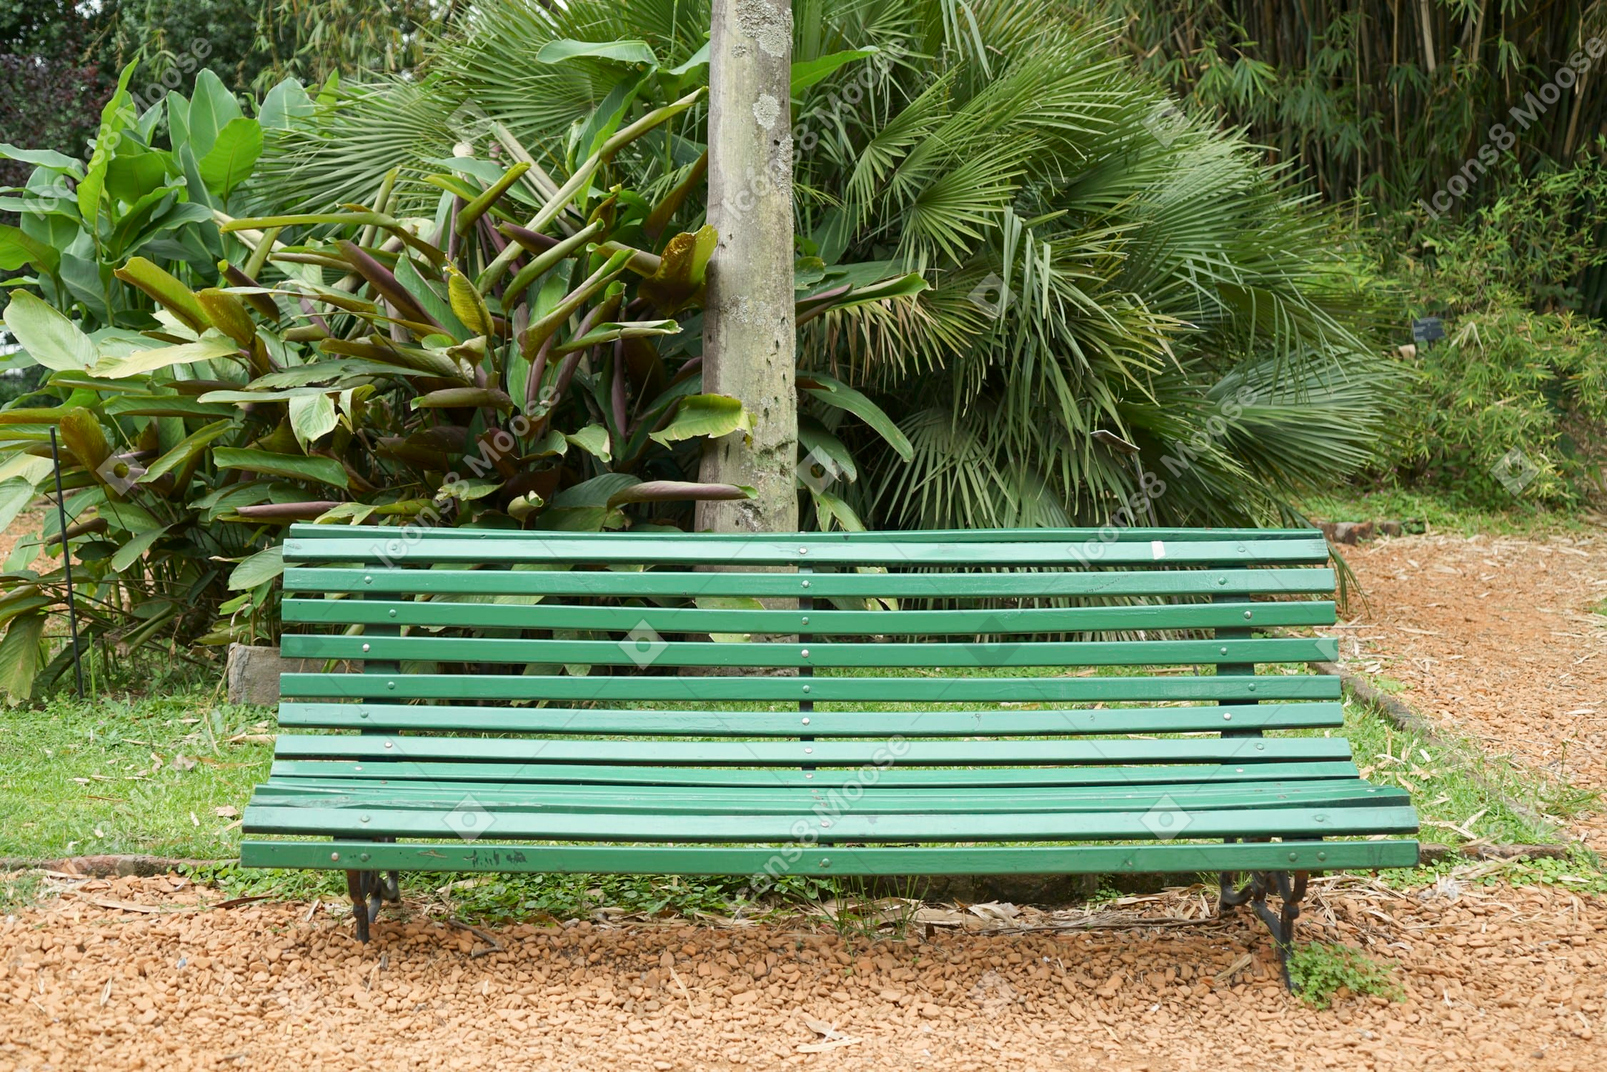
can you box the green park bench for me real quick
[240,525,1419,985]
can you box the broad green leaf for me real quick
[187,69,244,159]
[0,611,47,704]
[606,481,754,507]
[228,545,284,590]
[288,392,339,448]
[0,478,36,536]
[446,265,494,337]
[0,144,83,173]
[57,407,112,471]
[638,226,717,312]
[2,291,95,371]
[564,424,612,462]
[648,394,753,447]
[0,455,53,485]
[91,334,239,378]
[437,478,501,501]
[138,419,237,483]
[110,526,169,572]
[213,448,349,488]
[792,48,879,93]
[258,78,314,131]
[798,420,859,483]
[799,371,914,461]
[198,117,263,198]
[393,256,470,340]
[78,62,137,222]
[412,388,514,411]
[668,43,711,77]
[537,39,659,66]
[112,256,211,333]
[0,225,60,273]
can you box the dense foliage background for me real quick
[2,0,1604,702]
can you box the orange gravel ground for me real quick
[1,874,1604,1071]
[1333,532,1607,847]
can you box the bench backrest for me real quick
[272,526,1342,783]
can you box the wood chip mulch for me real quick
[2,873,1604,1071]
[1331,532,1607,848]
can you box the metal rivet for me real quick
[1219,646,1228,655]
[799,547,808,555]
[1288,852,1298,862]
[800,649,810,659]
[801,580,811,589]
[360,710,370,719]
[805,773,814,779]
[1255,743,1265,750]
[387,681,396,690]
[801,717,810,726]
[820,820,831,828]
[1247,683,1256,692]
[1123,860,1134,869]
[1223,712,1232,720]
[360,815,370,823]
[364,575,373,585]
[388,609,397,618]
[1217,577,1228,586]
[802,684,811,693]
[1314,813,1326,823]
[1235,768,1244,773]
[384,741,394,749]
[330,852,341,862]
[362,643,371,653]
[1317,851,1328,862]
[1243,611,1253,620]
[360,853,370,862]
[819,859,830,868]
[353,766,363,772]
[804,747,813,754]
[1237,545,1247,553]
[801,617,810,625]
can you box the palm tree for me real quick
[258,0,1399,529]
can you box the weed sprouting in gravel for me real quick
[1288,943,1404,1010]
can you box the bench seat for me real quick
[241,525,1418,976]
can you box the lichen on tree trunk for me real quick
[696,0,799,535]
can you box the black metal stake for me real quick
[48,429,85,698]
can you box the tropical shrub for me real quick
[0,69,917,703]
[1367,165,1607,506]
[261,0,1399,532]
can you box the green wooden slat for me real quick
[279,672,1339,703]
[276,701,1345,736]
[282,535,1330,567]
[268,758,1365,788]
[248,778,1409,814]
[284,566,1337,599]
[270,734,1352,766]
[242,801,1417,841]
[281,634,1339,669]
[282,598,1336,634]
[290,524,1321,544]
[240,837,1420,875]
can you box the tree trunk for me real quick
[696,0,798,534]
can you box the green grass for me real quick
[1297,485,1598,537]
[0,678,275,860]
[1299,697,1563,847]
[1287,942,1404,1009]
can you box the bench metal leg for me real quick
[1217,869,1309,990]
[344,870,398,943]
